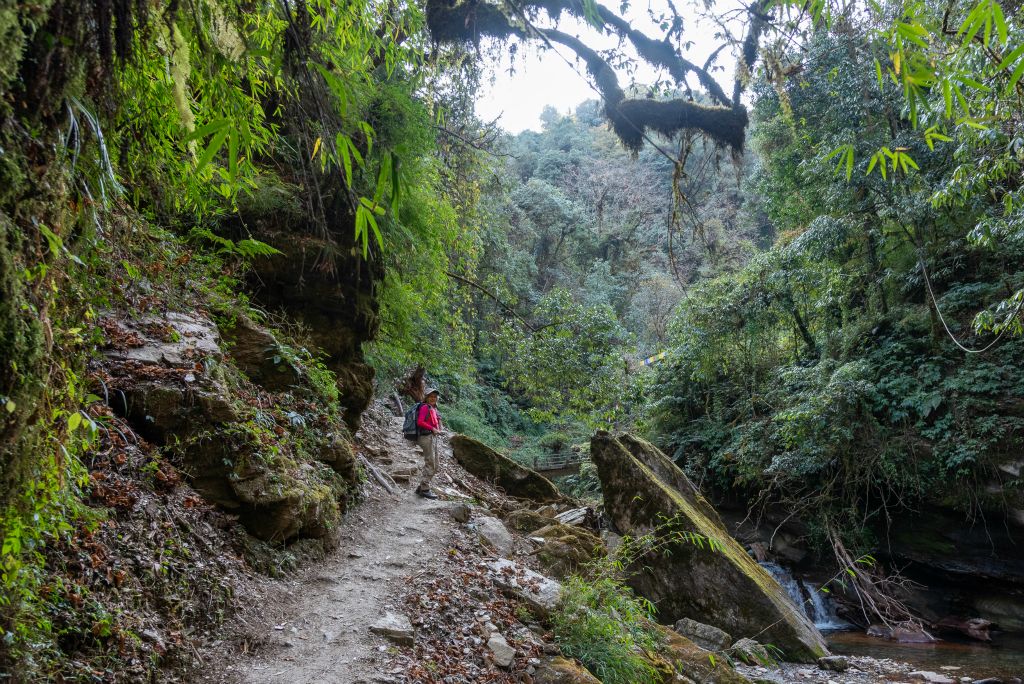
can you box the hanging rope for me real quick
[918,254,1024,354]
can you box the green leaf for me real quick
[1007,58,1024,93]
[68,412,82,431]
[186,117,230,143]
[993,1,1007,45]
[390,152,401,213]
[37,224,62,255]
[337,133,353,187]
[997,44,1024,71]
[195,127,229,174]
[227,129,239,182]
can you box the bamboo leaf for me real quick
[337,133,353,187]
[186,117,230,143]
[1007,58,1024,92]
[993,1,1007,45]
[195,127,229,174]
[997,44,1024,70]
[228,129,239,182]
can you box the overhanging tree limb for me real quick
[425,0,770,151]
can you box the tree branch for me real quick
[445,270,538,331]
[425,0,767,152]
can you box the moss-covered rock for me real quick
[651,624,751,683]
[100,311,356,543]
[450,434,563,503]
[504,508,556,533]
[220,313,304,392]
[590,432,828,662]
[533,656,602,684]
[531,523,605,578]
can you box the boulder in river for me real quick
[450,434,563,503]
[590,432,828,662]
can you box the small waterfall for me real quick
[761,562,851,631]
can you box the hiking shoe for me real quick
[416,488,439,500]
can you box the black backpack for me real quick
[402,402,426,440]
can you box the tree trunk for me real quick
[398,365,426,402]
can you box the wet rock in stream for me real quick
[735,655,997,684]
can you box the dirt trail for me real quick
[222,417,459,684]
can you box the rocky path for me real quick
[220,417,459,684]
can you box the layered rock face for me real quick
[234,183,380,432]
[590,432,828,662]
[99,311,359,543]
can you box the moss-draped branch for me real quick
[425,0,768,151]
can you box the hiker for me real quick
[415,388,442,499]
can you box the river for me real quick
[827,630,1024,679]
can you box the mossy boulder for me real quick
[450,434,563,503]
[531,523,605,578]
[590,432,828,662]
[533,656,601,684]
[651,624,751,683]
[504,508,556,533]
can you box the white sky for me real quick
[475,2,744,133]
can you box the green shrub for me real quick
[551,573,662,684]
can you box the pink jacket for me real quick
[417,403,440,434]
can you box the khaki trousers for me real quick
[417,433,438,489]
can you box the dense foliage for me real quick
[648,4,1024,559]
[0,0,476,675]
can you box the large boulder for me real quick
[590,432,828,662]
[531,523,605,578]
[450,434,563,503]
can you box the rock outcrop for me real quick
[99,311,359,543]
[450,435,563,503]
[590,432,828,662]
[236,187,381,432]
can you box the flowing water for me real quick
[827,630,1024,679]
[760,562,851,631]
[760,562,1024,678]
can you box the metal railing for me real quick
[531,452,586,472]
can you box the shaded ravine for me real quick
[217,419,458,684]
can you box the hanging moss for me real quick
[614,99,748,152]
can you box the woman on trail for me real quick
[415,388,442,499]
